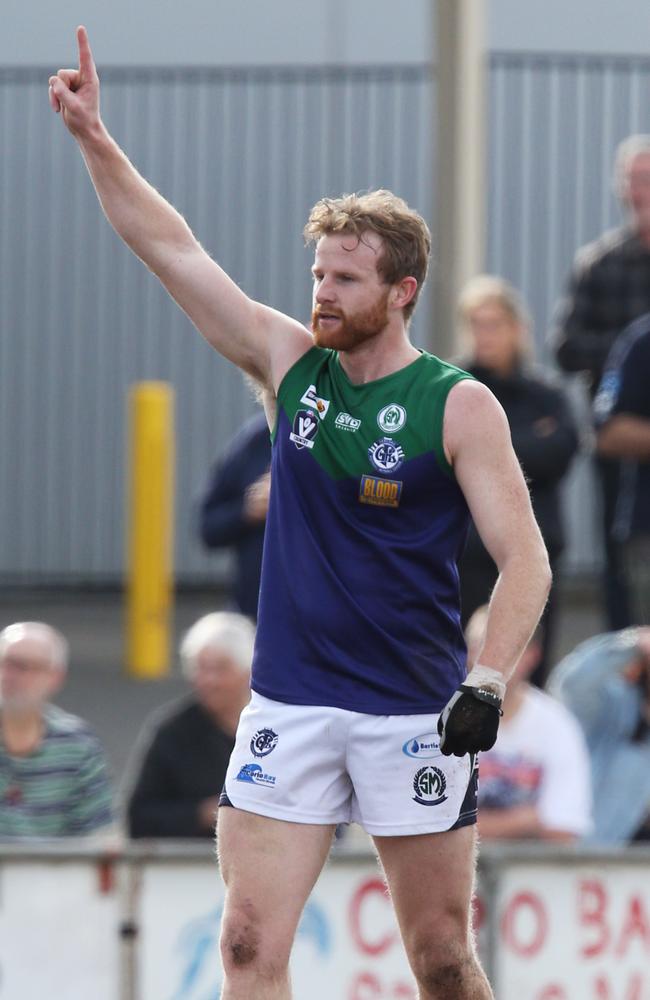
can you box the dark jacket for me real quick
[126,697,235,838]
[460,362,579,559]
[199,412,271,618]
[551,225,650,395]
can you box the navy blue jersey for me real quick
[252,347,474,714]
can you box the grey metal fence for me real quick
[1,53,649,582]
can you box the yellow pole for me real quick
[126,381,174,678]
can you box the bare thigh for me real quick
[217,806,336,964]
[374,825,480,966]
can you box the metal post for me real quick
[434,0,487,358]
[125,381,174,678]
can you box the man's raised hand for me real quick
[48,26,100,138]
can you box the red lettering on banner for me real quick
[593,973,646,1000]
[349,972,382,999]
[349,879,397,956]
[594,975,610,1000]
[578,880,610,958]
[538,986,567,999]
[501,892,547,957]
[615,896,650,957]
[348,973,416,999]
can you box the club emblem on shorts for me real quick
[250,728,279,758]
[236,763,277,787]
[412,765,447,806]
[359,475,402,508]
[402,733,441,759]
[368,438,405,473]
[290,409,319,450]
[300,384,330,420]
[377,403,407,433]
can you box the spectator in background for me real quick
[0,621,114,839]
[199,410,271,620]
[551,134,650,630]
[466,606,592,843]
[457,275,578,685]
[126,612,253,838]
[595,313,650,624]
[549,628,650,844]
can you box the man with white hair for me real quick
[0,621,114,838]
[126,612,253,838]
[552,134,650,632]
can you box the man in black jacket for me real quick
[126,612,254,838]
[551,134,650,630]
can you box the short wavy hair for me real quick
[304,189,431,322]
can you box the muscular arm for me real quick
[445,380,552,683]
[49,27,312,390]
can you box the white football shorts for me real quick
[221,692,478,836]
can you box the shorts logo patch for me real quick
[335,411,361,432]
[402,733,441,758]
[368,438,405,473]
[359,475,402,508]
[290,409,319,450]
[412,765,447,806]
[250,728,279,758]
[377,403,407,433]
[300,384,330,420]
[236,763,276,787]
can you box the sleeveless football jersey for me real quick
[252,346,474,715]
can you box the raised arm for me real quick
[48,27,312,390]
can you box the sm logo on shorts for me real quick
[359,475,402,508]
[412,765,447,806]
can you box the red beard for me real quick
[312,290,390,351]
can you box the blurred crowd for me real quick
[1,134,650,849]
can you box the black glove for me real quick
[437,684,503,757]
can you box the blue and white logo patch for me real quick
[236,763,277,787]
[250,728,279,758]
[402,733,441,759]
[368,438,405,473]
[412,765,447,806]
[290,409,319,450]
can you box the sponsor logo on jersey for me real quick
[402,733,441,759]
[236,763,277,787]
[377,403,407,433]
[300,384,330,420]
[250,728,279,758]
[359,475,402,508]
[412,765,447,806]
[368,438,405,473]
[290,409,319,450]
[335,411,361,432]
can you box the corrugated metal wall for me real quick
[1,54,649,583]
[0,65,434,583]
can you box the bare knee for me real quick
[220,899,289,978]
[409,933,488,999]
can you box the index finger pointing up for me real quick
[76,25,96,77]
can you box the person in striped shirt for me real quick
[0,621,114,839]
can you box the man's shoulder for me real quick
[43,705,106,754]
[573,225,633,272]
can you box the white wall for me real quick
[5,0,650,68]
